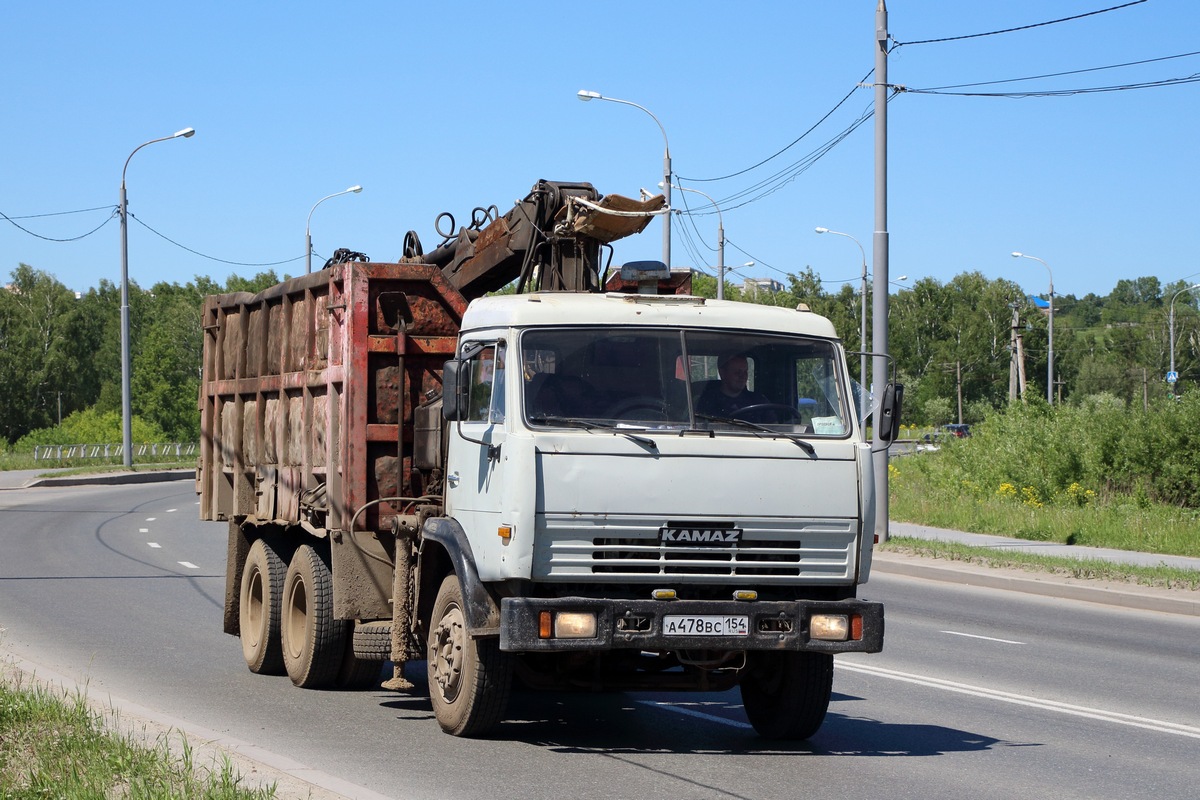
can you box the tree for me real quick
[0,266,84,443]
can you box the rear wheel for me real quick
[740,651,833,740]
[238,538,285,675]
[427,574,512,736]
[280,544,346,688]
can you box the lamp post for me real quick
[1012,252,1054,404]
[119,127,195,469]
[1169,283,1200,394]
[306,185,363,274]
[816,227,869,422]
[578,89,671,269]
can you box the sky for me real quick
[3,1,1198,303]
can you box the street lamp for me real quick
[816,227,869,421]
[578,89,671,269]
[119,127,195,469]
[1169,283,1200,393]
[306,185,363,274]
[1012,252,1054,404]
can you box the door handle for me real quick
[447,472,460,488]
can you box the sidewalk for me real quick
[0,467,193,490]
[887,520,1200,573]
[874,521,1200,617]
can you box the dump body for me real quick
[199,262,465,622]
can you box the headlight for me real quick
[810,614,850,641]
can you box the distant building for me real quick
[742,278,783,296]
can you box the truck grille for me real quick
[534,516,857,583]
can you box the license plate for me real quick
[663,615,749,636]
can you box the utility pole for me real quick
[956,360,964,424]
[1009,303,1021,401]
[872,0,891,543]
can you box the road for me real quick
[2,479,1198,799]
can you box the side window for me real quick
[466,344,497,422]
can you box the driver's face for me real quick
[721,357,749,393]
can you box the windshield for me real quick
[520,328,850,436]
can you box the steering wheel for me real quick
[730,403,805,422]
[605,396,669,421]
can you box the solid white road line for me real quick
[635,700,753,729]
[940,630,1025,645]
[838,661,1200,739]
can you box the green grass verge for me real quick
[879,536,1200,591]
[0,670,275,799]
[889,455,1200,559]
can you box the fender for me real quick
[419,516,502,636]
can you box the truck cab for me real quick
[432,291,884,737]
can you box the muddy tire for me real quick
[280,544,346,688]
[740,651,833,740]
[427,574,512,736]
[336,640,383,690]
[238,538,286,675]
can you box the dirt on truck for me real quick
[197,179,901,739]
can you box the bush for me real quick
[921,395,1200,509]
[12,408,168,453]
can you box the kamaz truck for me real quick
[197,180,901,738]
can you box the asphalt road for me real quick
[2,480,1198,799]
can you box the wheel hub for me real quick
[431,606,466,700]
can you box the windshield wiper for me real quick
[693,413,816,456]
[528,415,658,450]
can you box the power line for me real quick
[916,50,1200,92]
[1,207,117,242]
[130,215,305,268]
[891,1,1149,48]
[676,68,875,184]
[907,73,1200,98]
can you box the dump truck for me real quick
[198,179,901,739]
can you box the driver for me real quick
[697,354,772,420]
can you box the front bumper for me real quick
[499,596,884,653]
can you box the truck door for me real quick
[445,341,508,554]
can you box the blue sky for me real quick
[3,1,1197,302]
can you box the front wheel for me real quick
[740,651,833,740]
[427,574,512,736]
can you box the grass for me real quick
[889,454,1200,559]
[879,536,1200,592]
[0,667,276,799]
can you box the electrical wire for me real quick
[129,215,305,267]
[676,68,875,184]
[1,207,117,242]
[906,73,1200,98]
[890,1,1149,48]
[915,50,1200,92]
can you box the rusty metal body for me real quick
[198,261,466,621]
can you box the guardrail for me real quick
[33,443,198,462]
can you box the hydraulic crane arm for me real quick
[402,180,664,300]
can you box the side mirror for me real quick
[442,359,469,421]
[877,382,904,443]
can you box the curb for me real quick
[872,552,1200,617]
[22,469,194,488]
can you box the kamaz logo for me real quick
[661,527,742,545]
